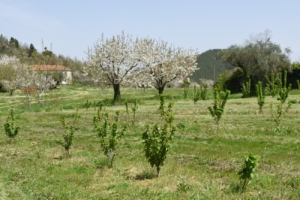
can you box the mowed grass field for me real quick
[0,85,299,199]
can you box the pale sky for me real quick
[1,0,299,62]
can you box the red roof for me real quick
[32,65,71,71]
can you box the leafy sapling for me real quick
[84,100,92,110]
[131,99,138,123]
[4,108,20,142]
[59,117,75,157]
[277,70,291,103]
[238,153,259,192]
[208,89,230,125]
[142,99,176,177]
[270,101,292,132]
[200,81,208,100]
[183,78,190,99]
[255,81,265,113]
[242,78,251,98]
[265,71,279,97]
[270,70,292,131]
[94,111,127,167]
[193,85,201,103]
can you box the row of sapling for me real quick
[2,103,261,192]
[259,70,292,130]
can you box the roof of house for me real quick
[32,65,71,71]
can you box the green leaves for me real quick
[255,81,265,113]
[238,153,259,191]
[4,108,20,142]
[58,110,78,157]
[142,97,176,177]
[94,109,127,167]
[208,89,230,125]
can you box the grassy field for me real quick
[0,85,299,199]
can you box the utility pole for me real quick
[211,56,216,82]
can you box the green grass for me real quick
[0,85,300,199]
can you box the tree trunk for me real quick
[25,88,31,109]
[113,83,121,101]
[158,86,164,95]
[156,165,161,177]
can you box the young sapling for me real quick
[4,108,20,143]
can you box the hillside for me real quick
[190,49,234,83]
[0,34,84,71]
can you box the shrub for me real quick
[142,96,176,177]
[208,89,230,125]
[238,153,259,192]
[94,110,127,167]
[4,108,20,142]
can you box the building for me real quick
[32,65,72,84]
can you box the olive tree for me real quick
[218,30,291,93]
[85,32,142,101]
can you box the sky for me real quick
[1,0,299,62]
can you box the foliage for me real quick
[208,89,230,125]
[183,78,191,99]
[4,108,20,142]
[84,100,92,110]
[0,86,300,198]
[218,31,291,95]
[193,85,201,103]
[277,70,292,103]
[131,99,138,123]
[265,71,279,97]
[94,110,127,167]
[270,101,292,132]
[57,110,79,157]
[218,30,291,83]
[238,153,259,191]
[142,98,176,177]
[199,80,208,100]
[255,81,265,113]
[214,67,245,94]
[242,78,251,98]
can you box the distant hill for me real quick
[189,49,234,83]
